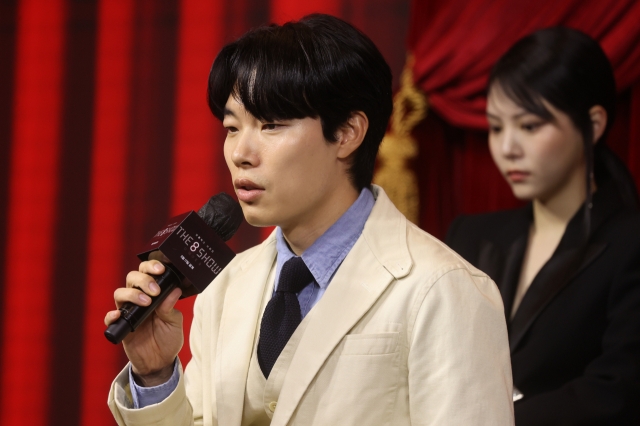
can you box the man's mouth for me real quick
[234,178,265,202]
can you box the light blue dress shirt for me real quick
[130,187,375,408]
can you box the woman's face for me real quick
[486,86,586,203]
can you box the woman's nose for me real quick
[500,129,521,159]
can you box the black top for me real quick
[446,182,640,425]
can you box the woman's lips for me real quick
[506,170,530,183]
[234,178,264,202]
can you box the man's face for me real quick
[222,95,352,236]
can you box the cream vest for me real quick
[241,266,313,426]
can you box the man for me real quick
[106,14,514,425]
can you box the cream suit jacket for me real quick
[109,187,515,426]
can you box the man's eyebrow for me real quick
[223,107,237,118]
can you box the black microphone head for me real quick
[197,192,243,241]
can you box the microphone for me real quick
[104,193,243,344]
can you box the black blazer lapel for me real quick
[508,184,624,352]
[478,235,527,318]
[508,242,607,351]
[475,206,531,319]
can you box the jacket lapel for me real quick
[271,187,412,426]
[507,186,622,351]
[508,241,606,351]
[478,235,527,318]
[214,233,277,426]
[476,207,530,319]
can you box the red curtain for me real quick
[0,1,409,425]
[408,0,640,238]
[6,1,637,425]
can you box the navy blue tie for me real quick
[258,257,313,378]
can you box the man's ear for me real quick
[335,111,369,159]
[589,105,607,144]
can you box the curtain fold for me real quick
[0,2,409,425]
[403,0,640,238]
[410,0,640,129]
[1,1,65,425]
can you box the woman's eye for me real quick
[489,125,502,134]
[522,122,542,132]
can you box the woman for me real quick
[446,27,640,425]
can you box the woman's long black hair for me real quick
[488,27,639,233]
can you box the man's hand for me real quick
[104,251,183,387]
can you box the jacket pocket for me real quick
[293,332,402,426]
[341,332,399,355]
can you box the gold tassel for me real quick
[374,54,428,224]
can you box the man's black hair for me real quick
[208,14,393,190]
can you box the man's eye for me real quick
[489,125,502,134]
[225,126,238,133]
[262,123,281,131]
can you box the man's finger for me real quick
[114,287,152,309]
[138,260,165,277]
[155,287,183,320]
[126,269,161,297]
[104,309,120,326]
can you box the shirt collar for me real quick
[275,187,375,289]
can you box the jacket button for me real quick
[268,401,277,412]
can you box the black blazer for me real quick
[446,185,640,425]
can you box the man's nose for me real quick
[230,131,259,168]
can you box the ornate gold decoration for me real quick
[374,54,428,224]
